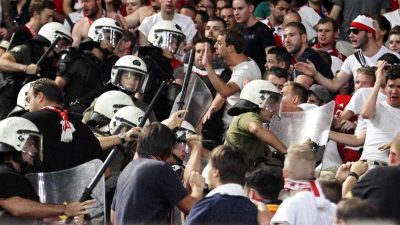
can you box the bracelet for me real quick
[24,65,28,73]
[348,172,360,181]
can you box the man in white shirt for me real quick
[202,30,261,130]
[271,143,336,225]
[295,15,400,92]
[383,0,400,28]
[138,0,197,46]
[360,62,400,164]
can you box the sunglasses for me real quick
[347,28,363,35]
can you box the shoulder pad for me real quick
[57,49,80,74]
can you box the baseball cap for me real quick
[308,84,330,104]
[349,15,376,33]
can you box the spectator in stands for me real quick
[280,81,309,112]
[388,26,400,53]
[111,123,205,225]
[220,6,236,30]
[295,15,399,92]
[197,0,216,17]
[334,198,376,224]
[202,29,261,130]
[245,166,284,216]
[186,145,259,225]
[283,22,333,89]
[204,17,227,41]
[264,67,289,92]
[383,0,400,28]
[233,0,275,74]
[0,0,55,57]
[329,0,390,41]
[215,0,228,17]
[261,0,291,47]
[264,46,291,71]
[179,4,197,22]
[138,0,197,47]
[372,15,392,47]
[271,143,336,225]
[313,17,347,61]
[71,0,105,47]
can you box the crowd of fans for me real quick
[0,0,399,224]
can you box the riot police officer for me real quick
[0,117,95,224]
[0,22,72,119]
[138,20,186,121]
[55,17,123,116]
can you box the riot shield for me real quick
[269,101,334,148]
[170,73,213,128]
[25,159,106,225]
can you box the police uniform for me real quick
[0,163,39,225]
[138,46,175,121]
[0,40,56,119]
[57,47,119,115]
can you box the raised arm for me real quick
[294,60,350,92]
[361,61,386,119]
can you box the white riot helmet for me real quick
[111,55,149,94]
[228,80,282,117]
[175,120,196,144]
[109,106,149,135]
[88,18,123,49]
[148,20,186,55]
[0,117,43,164]
[37,22,72,51]
[8,81,33,117]
[88,91,135,128]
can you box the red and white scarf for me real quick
[43,106,76,143]
[284,178,321,197]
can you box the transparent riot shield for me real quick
[25,159,106,225]
[269,101,335,148]
[170,73,213,128]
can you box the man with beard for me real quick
[282,21,333,89]
[0,22,72,119]
[71,0,105,47]
[0,117,95,225]
[295,15,400,92]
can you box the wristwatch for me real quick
[118,133,126,144]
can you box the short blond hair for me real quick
[284,144,316,180]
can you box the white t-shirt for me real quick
[138,12,197,43]
[331,56,343,74]
[298,6,320,41]
[345,88,386,134]
[271,191,336,225]
[341,46,399,81]
[362,101,400,162]
[222,59,261,128]
[384,9,400,28]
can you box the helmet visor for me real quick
[110,117,137,136]
[112,68,147,93]
[54,31,73,51]
[97,27,123,49]
[261,91,282,120]
[19,131,43,166]
[155,31,185,54]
